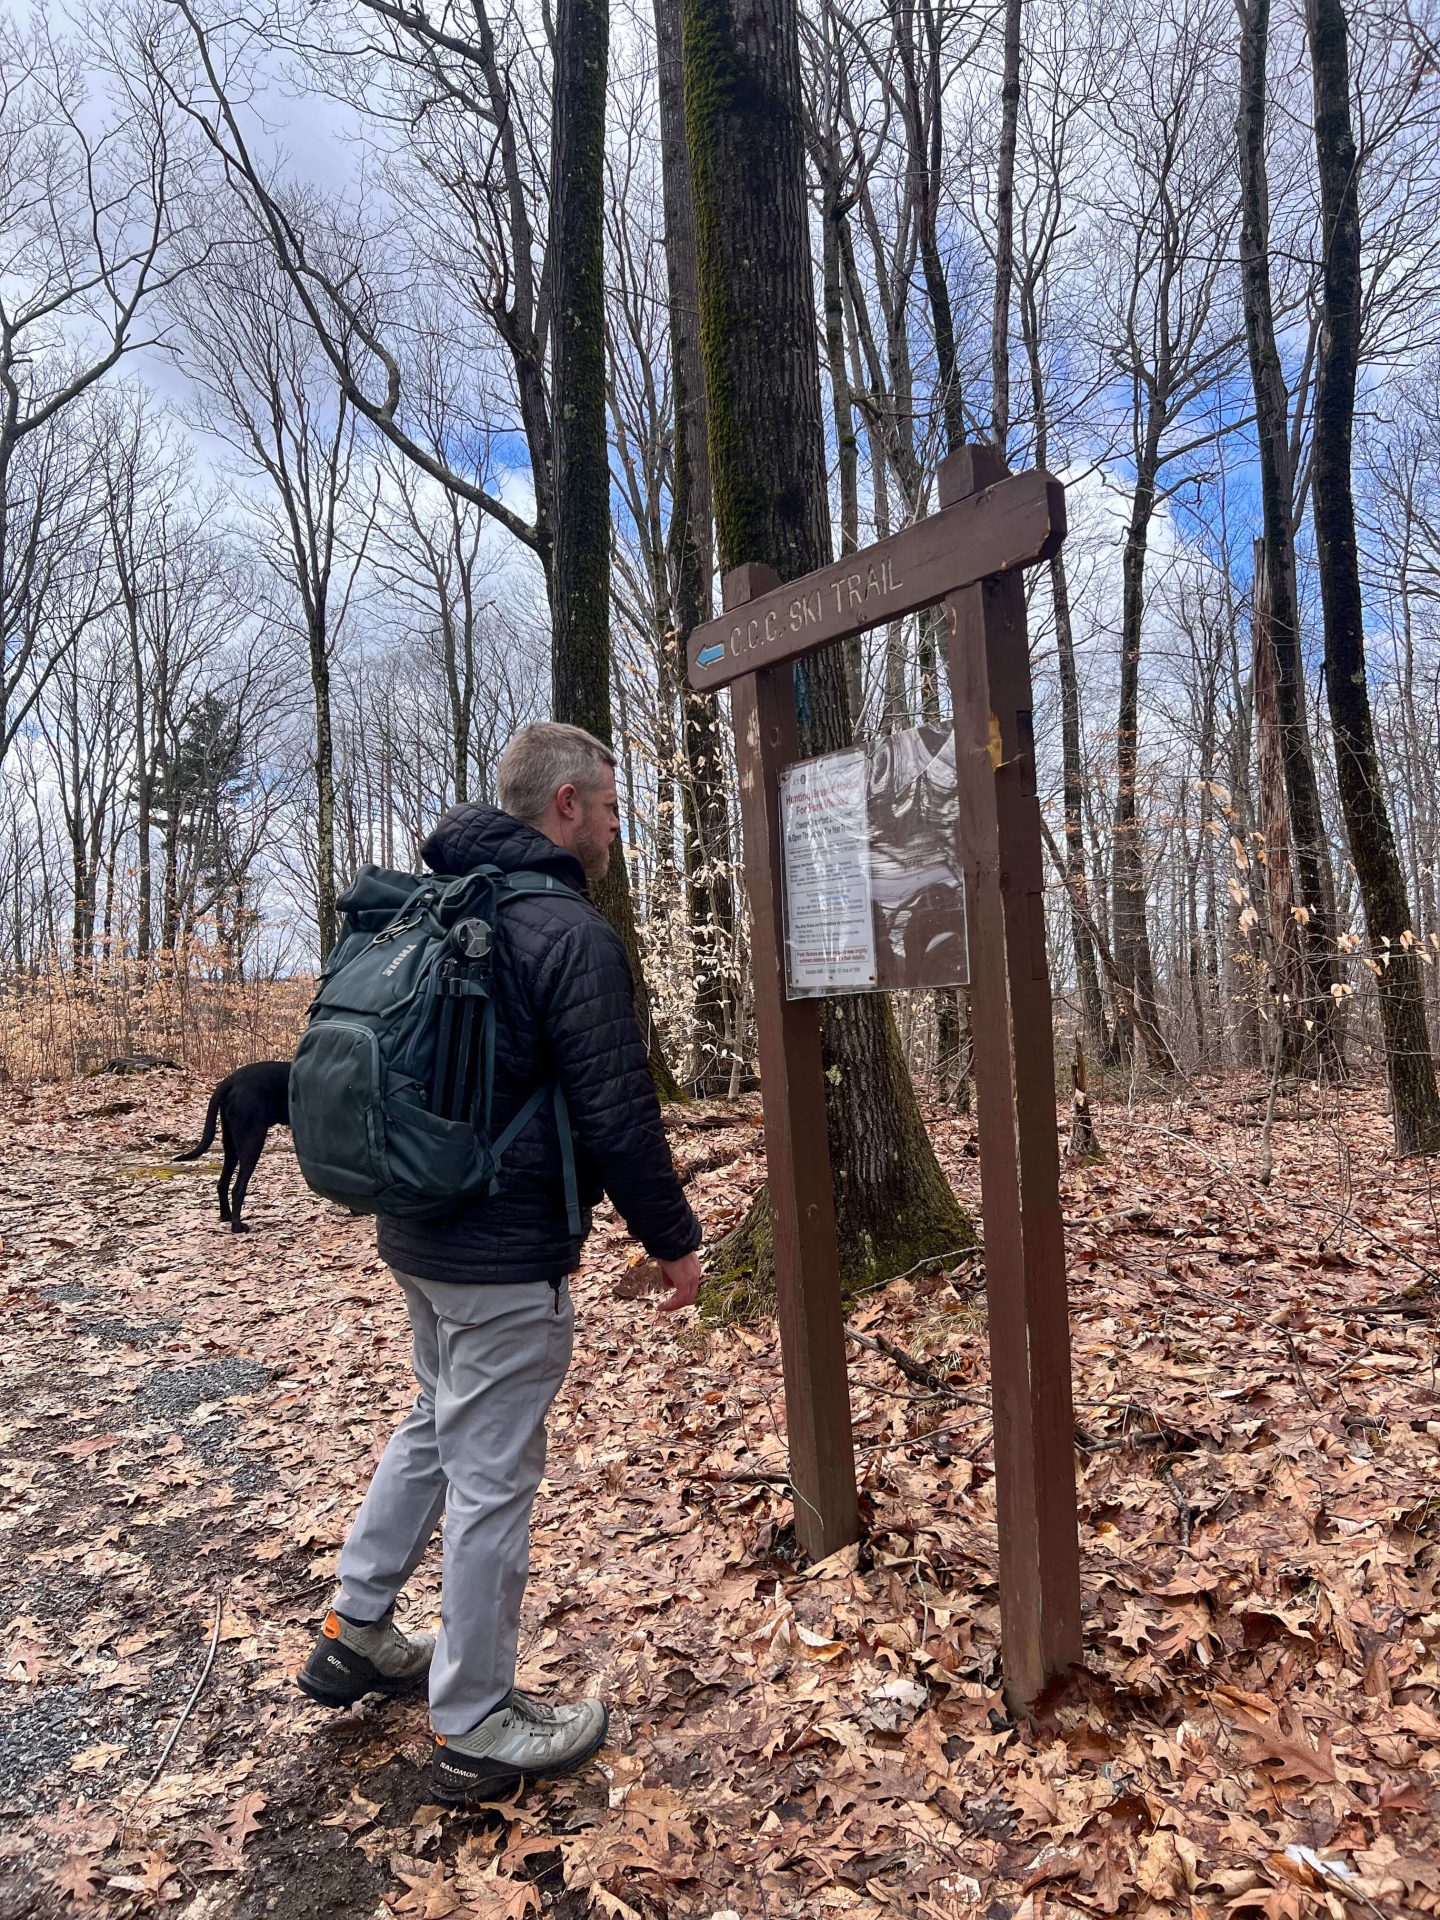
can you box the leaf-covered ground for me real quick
[2,1069,1438,1920]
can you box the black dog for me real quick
[174,1061,291,1232]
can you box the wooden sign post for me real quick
[690,446,1082,1706]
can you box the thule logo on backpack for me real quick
[382,941,419,976]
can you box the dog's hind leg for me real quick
[228,1139,261,1233]
[218,1116,237,1224]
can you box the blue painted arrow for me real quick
[696,642,725,668]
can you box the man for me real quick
[297,722,703,1804]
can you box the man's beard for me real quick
[575,818,613,886]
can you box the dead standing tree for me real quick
[682,0,974,1303]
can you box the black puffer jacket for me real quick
[375,804,702,1286]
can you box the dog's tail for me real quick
[174,1086,223,1162]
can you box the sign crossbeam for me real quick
[689,470,1064,692]
[696,447,1081,1710]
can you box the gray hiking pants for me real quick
[335,1269,574,1736]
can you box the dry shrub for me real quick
[0,948,313,1084]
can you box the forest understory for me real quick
[2,1067,1438,1920]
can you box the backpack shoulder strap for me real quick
[487,1084,582,1239]
[495,869,572,903]
[483,870,583,1237]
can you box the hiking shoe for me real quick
[430,1689,609,1803]
[296,1607,435,1708]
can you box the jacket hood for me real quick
[421,802,588,893]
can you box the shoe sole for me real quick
[429,1707,610,1806]
[296,1669,427,1710]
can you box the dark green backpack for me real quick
[289,863,580,1226]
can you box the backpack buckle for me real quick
[437,953,490,998]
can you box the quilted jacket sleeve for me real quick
[537,916,702,1263]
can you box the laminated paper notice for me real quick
[780,749,878,994]
[779,727,969,999]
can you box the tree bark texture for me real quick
[820,176,863,724]
[655,0,738,1092]
[310,622,338,961]
[683,0,972,1297]
[1236,0,1345,1075]
[1307,0,1440,1150]
[893,0,965,447]
[549,0,613,739]
[1252,557,1310,1066]
[990,0,1022,455]
[550,0,680,1096]
[899,0,973,1105]
[1051,550,1110,1058]
[1112,446,1177,1074]
[1019,260,1109,1058]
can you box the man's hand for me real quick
[657,1251,702,1313]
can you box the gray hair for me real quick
[496,721,616,824]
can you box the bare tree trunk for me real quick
[655,0,737,1092]
[1252,548,1310,1067]
[1307,0,1440,1151]
[990,0,1022,454]
[551,0,679,1096]
[683,0,972,1295]
[1236,0,1345,1075]
[894,0,972,1103]
[875,457,910,728]
[1226,621,1265,1066]
[1112,445,1177,1074]
[1068,1037,1099,1157]
[310,618,338,960]
[820,173,863,724]
[549,0,614,745]
[1018,255,1109,1060]
[1052,551,1110,1059]
[893,0,966,447]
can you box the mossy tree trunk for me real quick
[549,0,680,1097]
[682,0,973,1304]
[1306,0,1440,1152]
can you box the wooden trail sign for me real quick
[692,446,1082,1707]
[689,469,1064,693]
